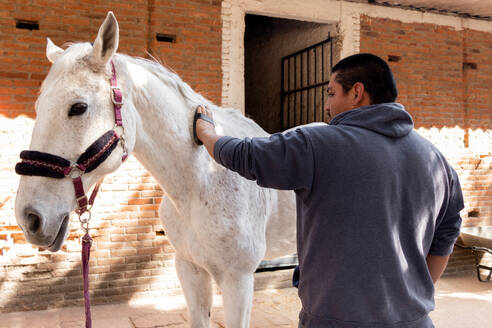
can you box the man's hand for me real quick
[195,105,222,158]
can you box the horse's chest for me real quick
[162,208,265,270]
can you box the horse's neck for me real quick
[120,57,208,207]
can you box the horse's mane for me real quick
[119,54,216,110]
[116,53,269,138]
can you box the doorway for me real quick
[244,14,337,133]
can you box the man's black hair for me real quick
[331,53,398,104]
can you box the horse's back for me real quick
[213,106,270,139]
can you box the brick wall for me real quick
[0,0,221,312]
[360,15,492,276]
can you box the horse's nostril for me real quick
[27,212,42,233]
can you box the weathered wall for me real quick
[0,0,221,312]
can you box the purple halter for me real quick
[15,60,127,216]
[15,60,126,328]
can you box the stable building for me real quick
[0,0,491,312]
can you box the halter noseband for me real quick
[15,60,127,227]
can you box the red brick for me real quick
[128,198,154,205]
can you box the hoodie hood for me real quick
[329,103,414,138]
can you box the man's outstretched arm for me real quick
[193,105,314,191]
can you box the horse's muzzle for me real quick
[18,207,69,251]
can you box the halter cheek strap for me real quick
[110,61,128,162]
[110,61,123,127]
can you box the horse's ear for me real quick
[46,38,64,63]
[91,11,119,67]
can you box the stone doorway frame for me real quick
[221,0,349,113]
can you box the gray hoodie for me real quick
[214,103,463,327]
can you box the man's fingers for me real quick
[199,106,212,117]
[197,105,214,124]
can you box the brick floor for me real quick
[0,273,490,328]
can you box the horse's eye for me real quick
[68,103,88,117]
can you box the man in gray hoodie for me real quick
[195,53,463,328]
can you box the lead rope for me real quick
[82,232,93,328]
[78,179,101,328]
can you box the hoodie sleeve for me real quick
[428,169,464,256]
[213,129,314,191]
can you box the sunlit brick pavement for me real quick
[0,273,490,328]
[0,287,301,328]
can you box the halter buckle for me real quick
[111,86,123,106]
[76,194,88,203]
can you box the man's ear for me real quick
[352,82,367,107]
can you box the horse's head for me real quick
[15,12,134,251]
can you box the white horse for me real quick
[14,12,296,327]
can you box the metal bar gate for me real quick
[281,34,333,130]
[256,35,334,273]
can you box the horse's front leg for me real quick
[216,271,255,328]
[176,256,213,328]
[158,198,213,328]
